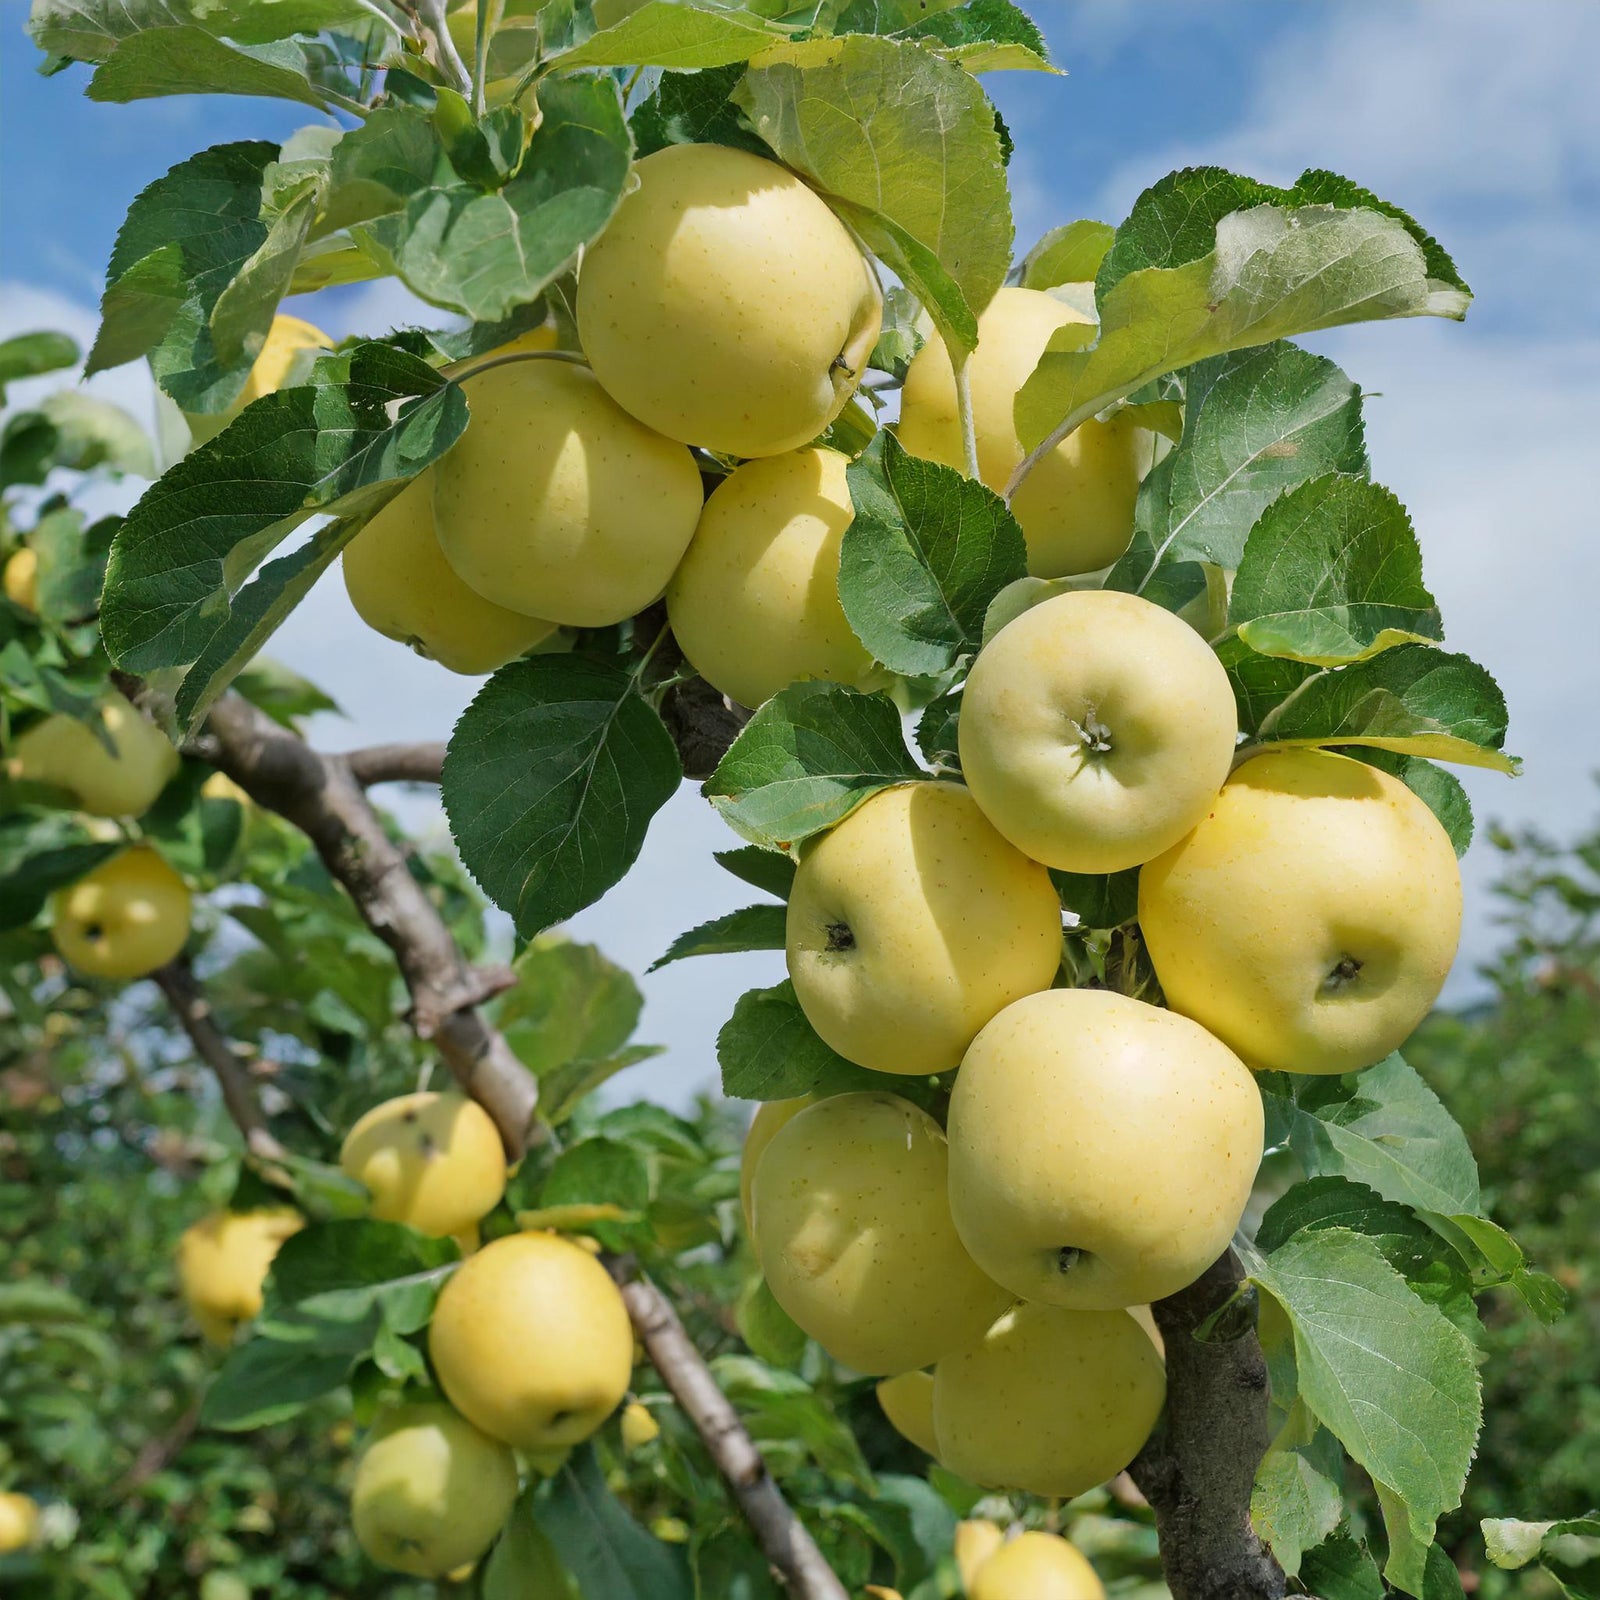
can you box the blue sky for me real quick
[3,0,1597,1107]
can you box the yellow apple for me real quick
[875,1370,938,1457]
[4,547,38,612]
[7,692,179,817]
[432,359,702,627]
[955,1520,1005,1590]
[49,847,192,981]
[898,287,1153,577]
[186,314,334,445]
[576,143,882,457]
[339,1090,507,1238]
[666,448,879,708]
[620,1400,660,1451]
[0,1491,40,1554]
[958,589,1238,873]
[177,1209,305,1345]
[933,1302,1165,1498]
[750,1092,1012,1376]
[428,1231,634,1451]
[343,473,557,674]
[786,782,1063,1074]
[739,1094,815,1235]
[1139,747,1463,1075]
[968,1532,1105,1600]
[350,1401,518,1578]
[947,987,1262,1309]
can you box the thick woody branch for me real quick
[153,958,289,1165]
[1130,1250,1286,1600]
[610,1259,849,1600]
[343,742,447,786]
[181,690,841,1599]
[195,693,537,1153]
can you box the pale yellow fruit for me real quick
[350,1402,518,1579]
[955,1520,1005,1591]
[739,1094,815,1235]
[177,1209,305,1345]
[4,547,38,612]
[0,1491,40,1554]
[969,1532,1105,1600]
[959,589,1238,874]
[343,474,557,674]
[433,360,702,626]
[7,692,178,817]
[933,1302,1165,1498]
[186,314,333,445]
[339,1090,507,1238]
[620,1400,660,1450]
[577,143,882,457]
[786,782,1063,1075]
[429,1231,634,1451]
[898,287,1152,576]
[666,448,878,708]
[1139,747,1463,1075]
[49,847,192,981]
[875,1370,939,1456]
[751,1092,1012,1376]
[948,987,1262,1309]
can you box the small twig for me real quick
[153,959,289,1165]
[952,346,981,481]
[116,1401,202,1494]
[343,741,447,786]
[413,0,472,95]
[609,1257,849,1600]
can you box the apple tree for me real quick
[0,1,1577,1597]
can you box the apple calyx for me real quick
[1056,1245,1085,1275]
[825,921,856,953]
[1069,707,1114,756]
[1322,955,1364,992]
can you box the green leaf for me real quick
[1483,1515,1600,1576]
[714,1354,874,1485]
[483,1488,580,1600]
[442,656,682,936]
[0,813,122,932]
[913,0,1053,75]
[650,904,788,970]
[17,503,113,625]
[1256,643,1517,771]
[713,845,797,900]
[1217,632,1318,737]
[27,0,386,61]
[559,0,784,68]
[386,75,632,323]
[1261,1055,1482,1217]
[1051,867,1139,928]
[868,283,926,380]
[735,1276,808,1366]
[1113,343,1368,591]
[1352,749,1473,856]
[1016,167,1470,485]
[231,655,340,729]
[0,330,79,399]
[540,1137,651,1247]
[1253,1229,1481,1597]
[839,428,1028,675]
[1228,475,1441,664]
[263,1220,457,1336]
[717,978,944,1107]
[87,28,328,109]
[88,141,284,406]
[322,106,442,231]
[102,342,465,683]
[1299,1528,1386,1600]
[201,1304,380,1429]
[0,392,156,487]
[1251,1414,1344,1578]
[496,936,645,1077]
[630,61,769,159]
[914,688,961,774]
[734,33,1012,349]
[541,1445,694,1600]
[704,681,921,849]
[1019,219,1115,289]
